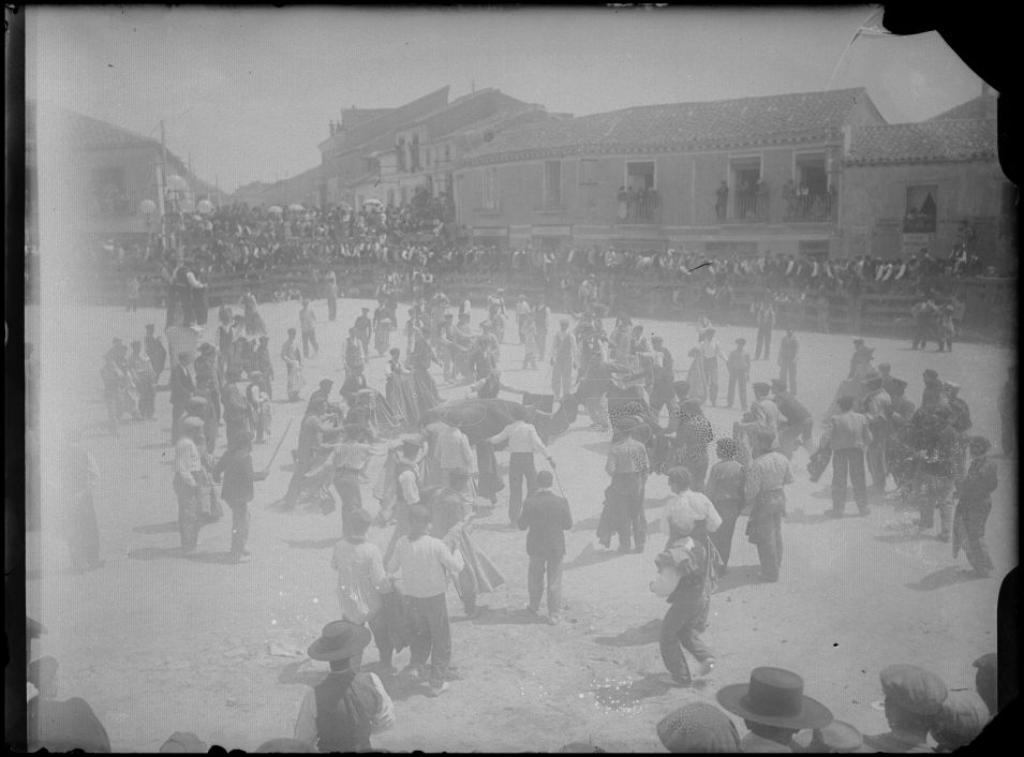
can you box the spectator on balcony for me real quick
[755,180,769,221]
[715,181,729,222]
[782,179,796,221]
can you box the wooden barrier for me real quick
[82,263,1014,343]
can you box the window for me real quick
[543,160,562,208]
[482,167,498,210]
[787,154,830,221]
[579,158,598,185]
[729,157,762,221]
[444,144,451,162]
[798,240,830,259]
[904,185,937,233]
[623,161,657,222]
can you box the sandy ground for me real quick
[25,294,1016,752]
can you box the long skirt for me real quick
[686,358,708,404]
[374,324,393,356]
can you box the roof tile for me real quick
[846,119,996,165]
[461,88,868,165]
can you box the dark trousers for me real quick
[537,328,548,360]
[302,329,319,358]
[66,493,101,569]
[138,383,156,419]
[508,452,537,524]
[327,295,337,321]
[831,447,868,513]
[171,403,185,444]
[703,359,719,405]
[527,554,563,616]
[710,500,740,568]
[754,326,772,360]
[367,611,393,666]
[659,597,712,683]
[727,370,748,409]
[912,322,934,350]
[333,472,363,533]
[955,501,994,574]
[406,593,451,685]
[226,499,250,555]
[754,511,784,581]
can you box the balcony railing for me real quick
[784,191,835,223]
[616,192,661,224]
[732,191,768,223]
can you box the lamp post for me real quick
[140,199,157,259]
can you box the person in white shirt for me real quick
[386,505,464,696]
[487,418,555,527]
[423,419,477,488]
[331,508,396,672]
[173,418,206,553]
[699,329,724,407]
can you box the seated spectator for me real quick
[656,701,741,752]
[21,655,112,753]
[930,690,989,752]
[864,664,948,752]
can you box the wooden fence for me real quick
[81,263,1015,343]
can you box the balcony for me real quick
[731,191,768,223]
[783,190,836,223]
[615,190,662,225]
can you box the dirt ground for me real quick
[26,294,1016,752]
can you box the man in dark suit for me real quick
[519,470,572,625]
[169,352,196,444]
[823,395,872,517]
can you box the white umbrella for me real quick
[139,199,157,216]
[268,205,283,215]
[363,198,383,208]
[288,203,304,212]
[197,199,214,215]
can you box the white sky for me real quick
[28,5,987,193]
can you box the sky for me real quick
[28,5,988,193]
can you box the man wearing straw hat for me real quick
[292,621,395,751]
[717,667,834,752]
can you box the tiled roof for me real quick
[461,88,869,165]
[845,119,996,165]
[929,93,997,121]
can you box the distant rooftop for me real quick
[845,118,997,165]
[461,88,875,165]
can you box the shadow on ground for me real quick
[590,672,676,709]
[714,564,767,593]
[564,544,626,570]
[128,546,186,561]
[471,607,545,626]
[594,619,661,647]
[786,509,836,525]
[133,521,181,535]
[906,565,983,591]
[874,531,936,545]
[282,536,343,550]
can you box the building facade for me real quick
[454,89,886,256]
[350,88,551,213]
[840,94,1012,265]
